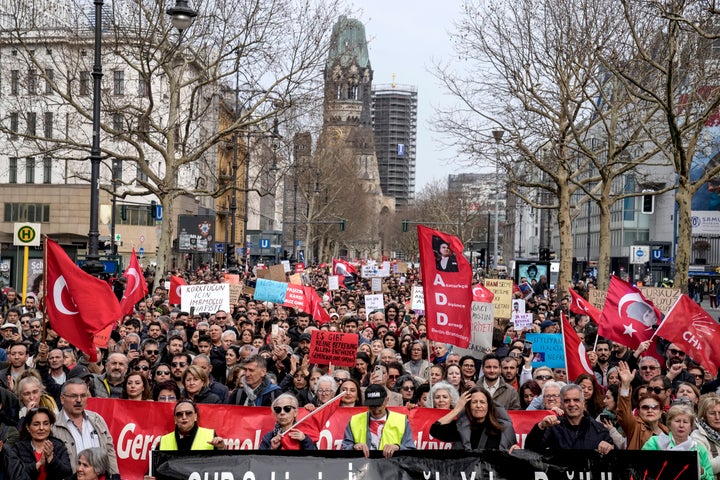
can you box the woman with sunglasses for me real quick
[259,394,317,450]
[393,375,418,407]
[156,400,226,451]
[151,364,172,387]
[616,361,668,449]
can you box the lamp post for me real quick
[491,130,504,270]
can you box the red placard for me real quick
[308,330,359,366]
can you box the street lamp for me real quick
[492,129,504,270]
[166,0,197,32]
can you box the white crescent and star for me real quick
[617,292,643,318]
[124,267,142,298]
[52,275,78,315]
[577,342,594,374]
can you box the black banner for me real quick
[152,449,698,480]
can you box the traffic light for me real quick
[402,220,409,232]
[150,200,157,219]
[539,248,549,261]
[339,219,346,231]
[120,204,127,221]
[479,248,486,267]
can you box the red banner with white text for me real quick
[86,398,547,480]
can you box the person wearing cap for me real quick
[540,320,559,333]
[296,333,312,357]
[0,322,19,349]
[341,384,415,457]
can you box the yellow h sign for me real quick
[13,223,41,247]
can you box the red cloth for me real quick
[569,288,602,324]
[561,312,594,382]
[169,275,187,305]
[119,248,148,315]
[45,238,121,362]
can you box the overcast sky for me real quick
[356,1,472,194]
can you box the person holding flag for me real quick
[259,394,317,450]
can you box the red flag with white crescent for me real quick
[568,288,602,324]
[561,312,594,382]
[472,283,495,303]
[45,238,121,362]
[169,275,187,305]
[119,248,148,315]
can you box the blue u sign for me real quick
[651,249,662,260]
[260,238,270,249]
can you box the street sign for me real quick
[139,235,145,244]
[260,238,271,249]
[630,245,650,264]
[13,223,41,247]
[215,243,225,253]
[115,233,122,242]
[155,205,163,220]
[651,249,663,261]
[138,247,145,258]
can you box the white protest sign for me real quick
[411,286,425,311]
[364,294,385,319]
[453,302,495,356]
[512,313,533,331]
[371,277,382,292]
[180,284,230,314]
[328,275,340,291]
[281,260,291,273]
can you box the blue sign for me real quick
[525,333,565,369]
[651,249,663,260]
[247,242,253,249]
[260,238,271,249]
[138,247,145,257]
[636,249,644,258]
[215,243,225,253]
[397,143,405,156]
[155,205,163,220]
[254,278,287,304]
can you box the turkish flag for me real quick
[45,238,121,362]
[169,275,187,305]
[598,275,662,351]
[561,312,594,382]
[118,248,148,315]
[284,392,345,448]
[332,258,356,288]
[656,294,720,377]
[472,283,495,303]
[569,288,602,324]
[417,225,473,348]
[302,286,331,324]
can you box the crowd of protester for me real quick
[0,264,718,479]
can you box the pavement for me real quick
[697,300,720,321]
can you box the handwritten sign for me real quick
[288,273,303,285]
[309,330,359,366]
[640,287,681,314]
[484,279,513,319]
[526,333,565,368]
[371,277,382,292]
[253,279,288,304]
[229,284,243,303]
[180,284,230,314]
[268,264,287,283]
[283,284,306,310]
[281,260,291,273]
[453,302,495,357]
[411,286,425,311]
[513,313,533,331]
[364,294,385,318]
[589,289,606,310]
[224,274,240,284]
[328,275,339,291]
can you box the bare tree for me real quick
[0,0,345,280]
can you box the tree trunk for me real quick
[674,177,692,293]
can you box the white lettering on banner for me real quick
[434,293,447,305]
[432,274,446,286]
[436,313,448,326]
[682,331,702,350]
[117,423,161,460]
[189,474,235,480]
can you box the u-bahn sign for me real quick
[13,223,41,247]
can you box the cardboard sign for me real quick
[180,284,230,314]
[229,284,243,303]
[371,277,382,292]
[396,262,408,274]
[268,264,287,283]
[640,287,681,314]
[364,294,385,318]
[289,273,303,285]
[589,289,606,310]
[526,333,565,368]
[308,330,359,366]
[484,279,513,319]
[411,286,425,311]
[513,313,534,331]
[253,278,288,304]
[224,273,240,284]
[256,269,270,279]
[452,301,495,356]
[328,275,339,291]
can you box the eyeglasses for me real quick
[333,378,347,384]
[388,374,399,380]
[158,395,176,401]
[144,350,160,355]
[216,316,227,320]
[509,352,522,358]
[668,348,686,357]
[133,365,150,371]
[273,405,295,414]
[248,312,258,316]
[648,386,666,394]
[155,370,171,376]
[640,404,661,411]
[171,362,188,368]
[317,389,334,394]
[640,365,659,371]
[535,375,553,381]
[402,386,415,391]
[174,410,195,418]
[63,394,89,401]
[544,394,560,399]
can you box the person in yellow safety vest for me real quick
[341,384,415,458]
[158,400,226,451]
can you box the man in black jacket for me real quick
[525,384,614,454]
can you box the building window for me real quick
[116,204,154,226]
[45,68,54,94]
[3,203,51,222]
[9,112,19,138]
[113,70,124,95]
[44,112,53,138]
[112,158,122,181]
[80,71,90,96]
[9,157,17,183]
[28,68,37,95]
[113,113,124,131]
[11,70,19,95]
[26,112,37,136]
[138,77,148,97]
[43,156,51,184]
[25,157,35,183]
[136,163,148,184]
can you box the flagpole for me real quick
[41,235,48,344]
[649,294,683,343]
[427,340,433,389]
[280,392,345,437]
[560,312,570,378]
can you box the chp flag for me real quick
[655,294,720,377]
[44,238,121,362]
[417,225,473,348]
